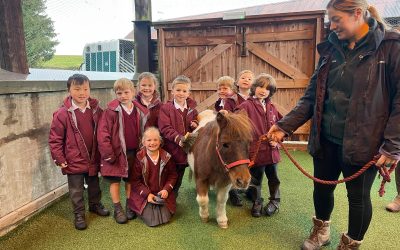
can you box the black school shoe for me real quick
[251,198,263,217]
[74,213,87,230]
[126,200,137,220]
[264,200,280,216]
[113,202,128,224]
[89,203,110,216]
[229,189,243,206]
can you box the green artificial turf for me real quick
[40,55,83,70]
[0,151,398,250]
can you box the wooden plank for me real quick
[182,44,233,79]
[245,30,314,43]
[166,35,236,47]
[247,42,310,80]
[0,184,68,236]
[158,29,169,101]
[196,92,219,113]
[276,78,309,89]
[315,17,323,66]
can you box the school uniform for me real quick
[214,94,239,112]
[133,92,162,129]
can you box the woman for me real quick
[268,0,400,249]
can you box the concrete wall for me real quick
[0,80,115,235]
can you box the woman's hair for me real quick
[141,127,163,145]
[250,73,277,98]
[138,72,159,91]
[216,76,236,91]
[113,78,135,92]
[171,75,191,90]
[327,0,389,30]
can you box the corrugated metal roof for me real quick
[166,0,400,22]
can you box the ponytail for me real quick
[367,4,390,30]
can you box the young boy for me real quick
[158,75,199,196]
[214,76,238,112]
[49,74,110,230]
[97,78,146,224]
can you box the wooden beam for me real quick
[245,30,314,43]
[246,42,309,80]
[166,36,236,47]
[315,17,323,66]
[0,0,29,74]
[182,43,233,79]
[158,29,169,101]
[196,92,219,113]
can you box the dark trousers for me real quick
[313,137,377,241]
[396,163,400,194]
[173,164,187,196]
[249,163,280,202]
[67,173,102,215]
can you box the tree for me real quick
[22,0,58,67]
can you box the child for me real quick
[236,70,254,104]
[97,78,145,224]
[237,73,282,217]
[129,127,178,227]
[49,74,110,230]
[134,72,162,129]
[158,75,198,196]
[214,76,238,112]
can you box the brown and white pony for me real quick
[188,110,253,228]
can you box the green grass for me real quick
[0,151,398,250]
[40,55,83,70]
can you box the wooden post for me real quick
[133,0,152,75]
[0,0,29,74]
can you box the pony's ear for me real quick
[216,112,228,129]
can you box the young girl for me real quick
[129,127,178,227]
[214,76,237,112]
[134,72,162,129]
[236,70,254,104]
[237,73,282,218]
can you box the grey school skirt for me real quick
[140,203,172,227]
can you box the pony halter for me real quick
[215,132,250,172]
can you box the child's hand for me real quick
[147,193,156,203]
[158,190,168,199]
[269,141,278,148]
[60,162,68,168]
[190,121,198,129]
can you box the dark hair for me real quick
[67,74,90,91]
[249,73,277,98]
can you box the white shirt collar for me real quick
[238,92,249,100]
[121,102,134,115]
[71,99,91,113]
[147,150,160,165]
[174,99,187,112]
[219,99,225,107]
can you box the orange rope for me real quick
[249,134,397,197]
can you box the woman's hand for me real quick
[375,154,398,168]
[267,125,285,142]
[158,190,169,199]
[147,193,156,203]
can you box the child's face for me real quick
[116,88,135,106]
[255,86,270,100]
[69,81,90,106]
[237,73,253,90]
[143,131,161,152]
[217,85,233,99]
[171,83,190,104]
[139,77,156,99]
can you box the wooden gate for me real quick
[154,11,325,140]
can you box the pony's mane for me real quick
[221,112,253,142]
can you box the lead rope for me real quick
[249,134,397,197]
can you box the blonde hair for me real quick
[141,127,163,145]
[327,0,389,30]
[216,76,236,91]
[138,72,159,90]
[250,73,278,98]
[113,78,135,92]
[171,75,191,90]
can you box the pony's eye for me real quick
[222,143,229,148]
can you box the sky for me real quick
[45,0,285,55]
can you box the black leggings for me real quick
[249,163,280,201]
[313,137,377,241]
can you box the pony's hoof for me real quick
[200,217,209,223]
[218,222,228,229]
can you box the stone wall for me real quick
[0,80,115,235]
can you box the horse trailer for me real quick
[82,39,135,73]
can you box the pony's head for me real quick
[216,111,252,189]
